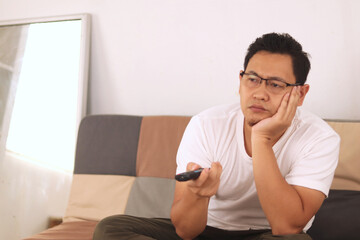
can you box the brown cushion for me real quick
[136,116,190,179]
[23,220,98,240]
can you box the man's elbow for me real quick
[271,222,304,235]
[173,226,204,240]
[172,218,205,240]
[175,228,195,240]
[171,209,206,239]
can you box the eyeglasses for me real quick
[240,71,302,94]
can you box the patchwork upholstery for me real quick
[25,115,190,240]
[67,115,190,223]
[24,115,359,240]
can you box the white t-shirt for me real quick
[176,103,340,231]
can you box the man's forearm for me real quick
[171,188,209,239]
[252,138,308,234]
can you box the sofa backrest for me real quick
[326,120,360,191]
[63,115,360,223]
[64,115,190,222]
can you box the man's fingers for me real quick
[211,162,223,180]
[192,162,220,187]
[277,92,290,118]
[275,86,300,125]
[193,167,210,186]
[197,162,222,184]
[186,162,202,171]
[286,86,301,119]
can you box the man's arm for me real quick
[252,140,325,234]
[171,162,222,240]
[251,86,325,234]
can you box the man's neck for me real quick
[243,120,288,157]
[243,121,253,157]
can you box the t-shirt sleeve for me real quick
[285,131,340,197]
[176,115,213,174]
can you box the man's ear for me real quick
[238,72,242,94]
[298,84,310,106]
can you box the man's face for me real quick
[239,51,299,127]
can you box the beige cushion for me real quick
[64,174,135,221]
[326,121,360,191]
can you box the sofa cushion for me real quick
[326,121,360,191]
[307,189,360,240]
[64,174,135,222]
[136,116,190,179]
[74,115,142,176]
[23,220,98,240]
[125,177,176,218]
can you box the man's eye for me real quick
[269,81,285,88]
[248,77,259,83]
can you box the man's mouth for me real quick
[249,104,267,113]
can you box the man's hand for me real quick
[171,162,222,240]
[252,86,301,145]
[185,162,222,198]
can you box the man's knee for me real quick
[93,214,131,239]
[258,231,312,240]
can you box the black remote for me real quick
[175,168,204,182]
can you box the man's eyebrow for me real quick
[247,70,259,76]
[247,70,285,82]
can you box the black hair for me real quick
[244,33,311,85]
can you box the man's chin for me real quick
[244,111,273,127]
[246,115,269,127]
[247,119,260,127]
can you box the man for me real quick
[93,33,340,240]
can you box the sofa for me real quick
[24,114,360,240]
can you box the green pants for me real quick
[93,215,312,240]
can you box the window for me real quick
[2,15,90,172]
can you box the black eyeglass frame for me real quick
[240,71,303,87]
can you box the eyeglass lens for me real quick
[243,74,288,94]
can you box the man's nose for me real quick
[253,80,269,100]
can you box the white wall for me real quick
[0,0,359,239]
[0,153,72,240]
[1,0,359,119]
